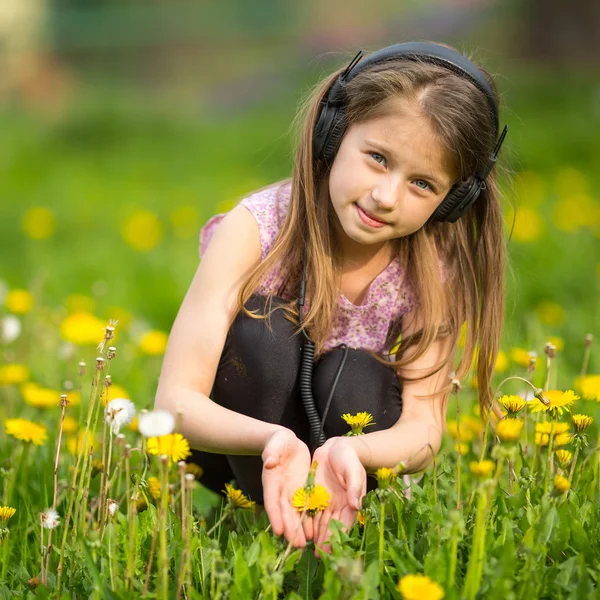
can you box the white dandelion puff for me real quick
[1,315,21,344]
[105,398,136,434]
[41,508,60,530]
[107,499,119,517]
[138,409,175,438]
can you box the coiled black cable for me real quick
[298,237,349,451]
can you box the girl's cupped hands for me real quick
[261,428,313,547]
[311,437,366,555]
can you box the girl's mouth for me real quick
[356,204,387,228]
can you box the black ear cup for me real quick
[430,178,483,223]
[321,110,347,167]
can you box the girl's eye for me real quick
[414,179,433,191]
[369,152,387,166]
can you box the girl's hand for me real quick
[261,428,313,547]
[312,437,366,554]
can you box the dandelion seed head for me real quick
[138,409,175,438]
[41,508,60,529]
[104,398,136,434]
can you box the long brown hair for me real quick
[235,43,508,415]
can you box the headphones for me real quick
[312,41,508,223]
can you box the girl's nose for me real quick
[372,178,400,210]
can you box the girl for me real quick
[154,40,508,551]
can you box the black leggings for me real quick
[189,295,403,504]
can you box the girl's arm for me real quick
[343,307,453,473]
[154,204,286,455]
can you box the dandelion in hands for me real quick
[341,412,376,435]
[292,485,331,516]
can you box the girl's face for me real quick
[328,101,456,260]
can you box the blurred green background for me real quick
[1,0,599,403]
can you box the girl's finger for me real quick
[280,495,306,547]
[262,476,284,536]
[302,513,314,541]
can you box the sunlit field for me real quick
[1,68,599,598]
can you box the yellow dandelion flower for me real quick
[529,390,578,417]
[4,418,47,446]
[535,422,570,435]
[341,411,376,435]
[374,467,395,489]
[61,416,78,434]
[22,207,56,240]
[21,382,60,409]
[469,460,494,479]
[575,374,600,401]
[128,415,139,432]
[494,351,509,373]
[224,483,255,510]
[139,330,168,355]
[535,302,566,326]
[455,442,469,456]
[496,418,523,443]
[121,209,163,252]
[547,336,564,352]
[555,433,573,447]
[292,484,330,515]
[147,476,162,500]
[0,506,16,522]
[104,383,130,407]
[0,364,30,386]
[555,449,572,468]
[60,312,107,345]
[572,414,593,433]
[186,463,204,478]
[357,510,366,527]
[498,394,526,416]
[5,289,33,315]
[147,433,191,464]
[553,475,571,495]
[397,573,445,600]
[461,415,484,437]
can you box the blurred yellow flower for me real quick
[494,351,509,373]
[572,414,593,433]
[22,382,60,409]
[575,374,600,401]
[553,474,571,495]
[5,289,33,314]
[455,442,469,456]
[536,422,570,435]
[147,476,161,500]
[555,449,572,468]
[547,336,564,352]
[61,415,78,434]
[510,348,540,369]
[60,312,106,345]
[128,415,139,432]
[397,574,444,600]
[469,460,494,479]
[139,330,168,355]
[529,390,578,417]
[4,418,47,446]
[225,483,256,510]
[0,364,29,385]
[508,206,544,242]
[22,207,56,240]
[498,394,526,417]
[292,485,330,515]
[514,170,546,207]
[555,433,573,446]
[535,302,565,326]
[147,433,191,464]
[66,431,97,456]
[446,419,474,443]
[357,510,366,526]
[496,418,523,443]
[65,294,95,314]
[186,463,204,479]
[170,205,200,239]
[552,193,599,233]
[121,209,163,252]
[103,383,131,407]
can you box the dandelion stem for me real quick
[543,422,556,495]
[568,446,580,483]
[378,498,386,597]
[53,396,68,508]
[158,457,170,600]
[580,334,593,378]
[143,516,159,596]
[206,509,229,537]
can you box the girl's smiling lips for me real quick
[356,204,388,227]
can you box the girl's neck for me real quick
[339,238,395,272]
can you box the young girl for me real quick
[154,40,508,551]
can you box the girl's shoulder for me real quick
[199,179,292,260]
